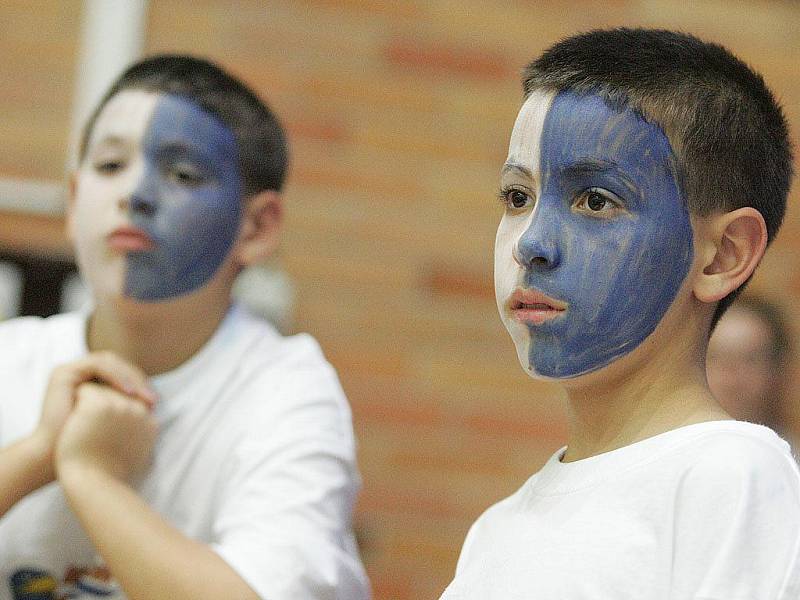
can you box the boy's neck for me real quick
[560,325,730,463]
[86,291,231,377]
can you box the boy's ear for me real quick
[693,207,768,303]
[235,190,283,266]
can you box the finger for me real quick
[77,382,156,413]
[66,353,158,407]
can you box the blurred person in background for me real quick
[707,295,794,442]
[0,55,368,600]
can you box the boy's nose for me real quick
[514,222,560,270]
[130,193,158,217]
[119,193,158,218]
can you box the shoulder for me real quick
[456,473,539,571]
[215,307,344,404]
[0,311,85,368]
[221,307,354,448]
[676,421,800,496]
[463,450,563,538]
[0,311,84,338]
[227,305,339,382]
[674,423,800,544]
[670,421,800,546]
[236,318,347,413]
[0,313,50,344]
[0,312,87,443]
[668,423,800,597]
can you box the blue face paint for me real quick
[125,95,242,301]
[517,91,693,378]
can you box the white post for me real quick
[68,0,149,170]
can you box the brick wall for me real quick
[2,1,800,597]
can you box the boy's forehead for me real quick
[507,89,675,179]
[506,89,555,170]
[90,89,162,147]
[89,90,237,160]
[148,94,239,161]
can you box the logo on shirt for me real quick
[9,569,57,600]
[9,566,119,599]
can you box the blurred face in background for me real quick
[707,305,782,425]
[69,89,243,305]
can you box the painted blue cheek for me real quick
[522,91,693,378]
[124,96,242,302]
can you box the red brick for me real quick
[286,118,350,143]
[463,413,568,443]
[424,265,494,299]
[385,39,511,80]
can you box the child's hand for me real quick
[55,382,158,483]
[34,353,156,481]
[38,352,155,443]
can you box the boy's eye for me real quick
[500,187,533,210]
[586,191,607,211]
[94,160,125,174]
[575,187,624,217]
[168,165,206,187]
[509,190,528,208]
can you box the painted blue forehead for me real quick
[541,91,681,202]
[144,93,239,169]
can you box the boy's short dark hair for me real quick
[79,54,288,197]
[522,28,794,323]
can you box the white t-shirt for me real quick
[441,421,800,600]
[0,305,370,600]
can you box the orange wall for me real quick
[2,1,800,598]
[0,2,81,179]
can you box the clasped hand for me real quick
[34,352,159,484]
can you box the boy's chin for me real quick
[513,341,622,383]
[516,340,665,389]
[513,344,561,382]
[517,355,578,382]
[93,285,189,311]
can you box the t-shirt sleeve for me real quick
[209,363,370,600]
[454,519,480,575]
[0,316,57,448]
[671,437,800,600]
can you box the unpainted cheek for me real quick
[494,216,532,352]
[72,200,126,294]
[74,179,112,237]
[494,216,526,306]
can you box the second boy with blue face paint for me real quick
[0,56,369,600]
[72,91,245,303]
[443,29,800,599]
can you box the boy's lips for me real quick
[508,288,567,325]
[107,227,155,252]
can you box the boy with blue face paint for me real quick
[442,29,800,599]
[0,56,369,600]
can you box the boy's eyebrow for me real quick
[501,162,533,178]
[502,159,639,195]
[91,135,128,150]
[562,159,638,194]
[160,140,206,155]
[158,138,224,162]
